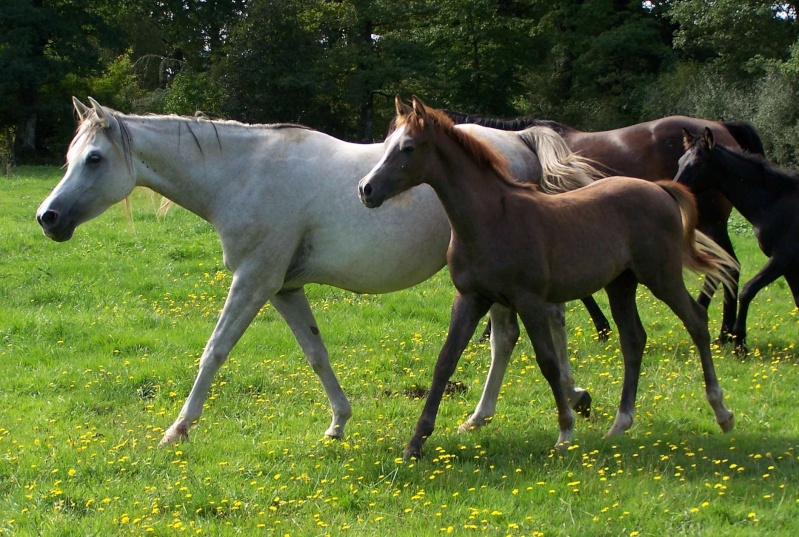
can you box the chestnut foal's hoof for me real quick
[718,412,735,433]
[403,446,422,461]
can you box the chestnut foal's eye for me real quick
[400,144,415,153]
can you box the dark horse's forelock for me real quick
[397,105,535,191]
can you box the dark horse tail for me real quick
[723,121,765,156]
[656,181,740,295]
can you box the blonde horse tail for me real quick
[517,126,605,194]
[656,180,739,297]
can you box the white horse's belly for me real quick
[301,188,452,294]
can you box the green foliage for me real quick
[6,0,799,164]
[3,167,799,534]
[160,70,222,117]
[670,0,797,76]
[87,51,146,113]
[0,0,115,161]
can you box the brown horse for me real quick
[677,128,799,354]
[360,97,737,459]
[446,110,766,344]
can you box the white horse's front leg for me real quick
[270,288,352,438]
[159,271,276,446]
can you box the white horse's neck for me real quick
[122,115,324,225]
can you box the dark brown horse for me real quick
[676,128,799,353]
[360,97,736,459]
[446,110,766,343]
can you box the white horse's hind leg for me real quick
[270,288,352,438]
[458,304,519,432]
[458,304,591,432]
[459,302,589,433]
[160,271,277,446]
[548,303,592,417]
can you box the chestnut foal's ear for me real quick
[411,95,431,128]
[73,97,90,121]
[703,127,715,150]
[87,96,111,128]
[394,95,412,116]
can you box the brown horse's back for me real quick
[567,116,750,180]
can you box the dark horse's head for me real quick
[675,127,720,193]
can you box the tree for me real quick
[0,0,115,163]
[407,0,541,115]
[669,0,798,77]
[521,0,673,127]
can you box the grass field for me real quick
[1,166,798,535]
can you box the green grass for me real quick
[1,166,798,535]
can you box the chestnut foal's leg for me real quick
[604,274,648,437]
[654,281,734,433]
[515,295,575,450]
[404,292,492,460]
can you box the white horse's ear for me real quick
[87,96,110,128]
[73,97,90,121]
[703,127,715,149]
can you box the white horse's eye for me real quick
[86,152,101,164]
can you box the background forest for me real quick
[3,0,799,169]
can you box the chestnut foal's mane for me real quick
[396,106,539,192]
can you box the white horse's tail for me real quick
[517,126,605,193]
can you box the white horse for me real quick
[37,97,599,446]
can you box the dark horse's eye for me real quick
[86,152,102,164]
[400,144,415,153]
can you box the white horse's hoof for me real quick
[568,389,592,418]
[458,416,491,433]
[159,425,189,447]
[324,426,345,439]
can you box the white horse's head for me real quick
[36,97,135,241]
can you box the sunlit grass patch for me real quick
[2,170,798,535]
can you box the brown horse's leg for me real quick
[783,266,799,309]
[732,256,787,355]
[696,221,739,343]
[652,279,734,433]
[516,296,575,450]
[580,295,612,342]
[604,273,647,437]
[404,292,492,460]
